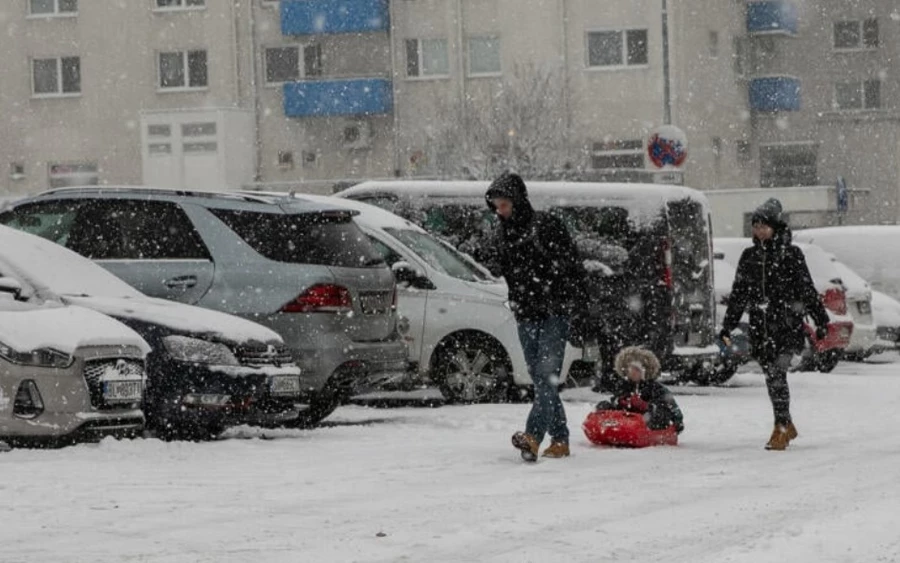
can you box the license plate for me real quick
[269,375,301,396]
[840,327,851,339]
[103,380,143,402]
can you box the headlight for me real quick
[0,341,74,368]
[162,336,239,366]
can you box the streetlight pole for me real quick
[661,0,672,125]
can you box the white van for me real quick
[337,180,720,384]
[243,192,578,403]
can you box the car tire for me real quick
[432,333,514,404]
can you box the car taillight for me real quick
[281,284,352,313]
[660,238,673,290]
[823,287,847,316]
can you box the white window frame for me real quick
[27,0,78,18]
[263,44,322,86]
[467,35,502,78]
[833,79,881,111]
[31,56,81,98]
[157,50,208,92]
[590,140,645,170]
[405,38,451,80]
[833,19,879,51]
[153,0,206,12]
[585,28,649,70]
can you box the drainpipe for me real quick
[661,0,672,125]
[248,0,263,182]
[388,0,401,176]
[456,0,467,153]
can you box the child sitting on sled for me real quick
[583,347,684,447]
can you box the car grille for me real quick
[358,291,393,315]
[83,358,145,410]
[235,345,294,366]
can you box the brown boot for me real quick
[785,422,798,441]
[765,424,791,451]
[512,432,540,462]
[542,441,570,458]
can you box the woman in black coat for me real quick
[720,198,830,451]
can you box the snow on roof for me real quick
[871,290,900,327]
[0,304,150,355]
[65,296,284,345]
[0,225,141,299]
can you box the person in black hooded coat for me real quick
[720,198,830,451]
[483,172,588,461]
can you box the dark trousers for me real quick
[758,352,793,425]
[517,316,570,444]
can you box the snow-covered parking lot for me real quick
[3,357,900,563]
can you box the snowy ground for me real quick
[3,356,900,563]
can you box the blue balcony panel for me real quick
[283,78,393,118]
[749,76,801,112]
[747,1,798,34]
[281,0,389,36]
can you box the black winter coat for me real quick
[722,227,829,358]
[483,176,588,322]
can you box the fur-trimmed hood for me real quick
[614,346,662,381]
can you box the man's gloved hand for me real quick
[718,329,732,346]
[815,325,829,341]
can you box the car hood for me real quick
[63,295,283,346]
[0,303,150,356]
[463,281,508,300]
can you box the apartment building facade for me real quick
[1,0,898,224]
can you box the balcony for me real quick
[283,78,393,117]
[281,0,389,36]
[749,76,801,112]
[746,1,798,35]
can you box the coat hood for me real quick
[485,172,535,227]
[614,346,662,381]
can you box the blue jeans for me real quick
[517,316,570,444]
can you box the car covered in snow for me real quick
[245,192,580,403]
[0,299,149,447]
[0,187,407,428]
[871,290,900,352]
[714,238,855,372]
[0,225,303,440]
[793,226,900,302]
[337,180,720,385]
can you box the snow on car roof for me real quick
[0,225,142,299]
[872,290,900,327]
[0,304,150,355]
[282,193,423,231]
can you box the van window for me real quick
[211,209,385,268]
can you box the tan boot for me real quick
[785,422,798,442]
[512,432,540,462]
[542,441,570,458]
[765,424,791,451]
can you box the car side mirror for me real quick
[391,261,433,289]
[0,277,23,299]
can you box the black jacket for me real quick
[722,226,829,357]
[483,173,587,322]
[597,380,685,433]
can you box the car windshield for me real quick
[0,225,142,299]
[385,228,492,282]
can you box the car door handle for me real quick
[164,275,198,289]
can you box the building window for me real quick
[760,144,818,188]
[10,163,26,180]
[835,80,881,110]
[48,162,98,188]
[277,151,294,169]
[590,140,644,169]
[468,36,501,76]
[32,57,81,96]
[405,38,450,78]
[834,19,878,50]
[158,50,207,90]
[587,30,648,68]
[708,30,720,58]
[155,0,205,9]
[736,140,752,166]
[302,151,318,169]
[29,0,77,16]
[264,45,322,84]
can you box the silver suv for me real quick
[0,188,407,427]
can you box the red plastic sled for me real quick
[583,410,678,448]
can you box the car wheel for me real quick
[433,334,513,404]
[286,395,341,430]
